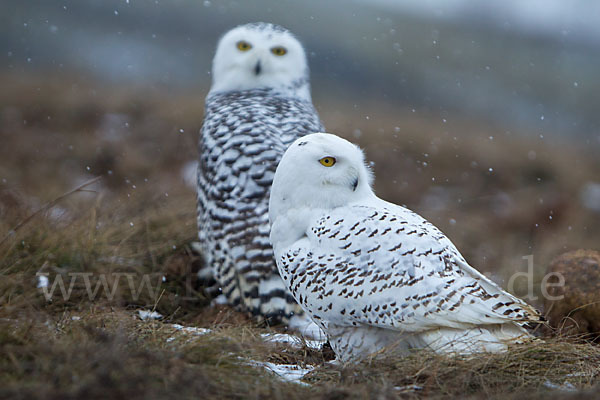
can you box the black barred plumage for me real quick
[196,23,324,325]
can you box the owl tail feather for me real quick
[416,323,534,354]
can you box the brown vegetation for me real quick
[1,73,599,398]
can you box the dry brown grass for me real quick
[1,73,600,398]
[1,311,599,399]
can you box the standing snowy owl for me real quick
[197,23,324,325]
[269,133,541,361]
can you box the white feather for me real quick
[270,133,541,361]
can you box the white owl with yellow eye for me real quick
[269,133,542,361]
[196,23,324,328]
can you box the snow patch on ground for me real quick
[542,379,577,392]
[164,324,212,343]
[36,275,49,288]
[138,310,163,320]
[169,324,211,335]
[394,385,423,393]
[249,361,314,385]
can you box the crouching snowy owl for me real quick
[196,23,324,325]
[269,133,542,361]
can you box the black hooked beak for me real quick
[351,177,359,192]
[254,60,262,75]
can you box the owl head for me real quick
[269,133,374,225]
[210,23,311,100]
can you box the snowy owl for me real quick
[269,133,542,361]
[197,23,324,325]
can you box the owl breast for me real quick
[196,88,324,323]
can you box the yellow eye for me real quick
[319,157,336,167]
[271,46,287,56]
[236,41,252,51]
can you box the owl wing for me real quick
[278,203,540,333]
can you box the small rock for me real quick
[544,249,600,341]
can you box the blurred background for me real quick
[2,0,600,302]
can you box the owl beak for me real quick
[351,177,359,191]
[254,60,262,75]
